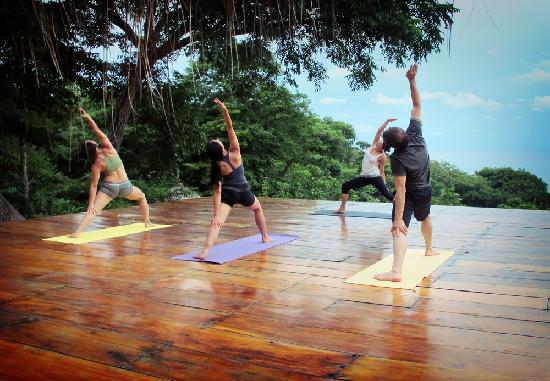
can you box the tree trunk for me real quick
[0,193,24,223]
[19,135,30,214]
[110,69,141,150]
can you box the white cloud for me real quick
[373,93,409,106]
[327,67,350,78]
[374,91,501,111]
[424,91,502,111]
[487,48,497,56]
[508,99,528,109]
[532,96,550,111]
[319,97,347,105]
[514,68,550,82]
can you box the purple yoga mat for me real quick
[172,233,299,264]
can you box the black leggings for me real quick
[341,176,394,201]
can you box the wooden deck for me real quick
[1,197,549,380]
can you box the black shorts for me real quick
[392,186,432,227]
[221,187,256,207]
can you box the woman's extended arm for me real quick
[373,118,397,145]
[213,98,240,152]
[79,108,114,150]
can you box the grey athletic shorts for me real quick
[99,180,134,198]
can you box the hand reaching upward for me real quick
[78,107,90,119]
[213,98,227,110]
[406,64,418,81]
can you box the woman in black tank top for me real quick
[194,98,272,260]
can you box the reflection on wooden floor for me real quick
[1,197,549,380]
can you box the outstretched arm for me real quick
[373,118,397,145]
[86,165,101,215]
[79,108,114,150]
[213,98,240,153]
[406,64,421,120]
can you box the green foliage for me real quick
[1,28,548,218]
[476,167,549,209]
[428,162,549,209]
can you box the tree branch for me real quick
[156,35,191,61]
[111,7,139,47]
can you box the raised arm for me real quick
[373,118,397,145]
[406,64,421,120]
[79,108,114,150]
[213,98,239,152]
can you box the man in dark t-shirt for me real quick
[375,64,440,283]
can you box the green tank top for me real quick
[103,152,123,174]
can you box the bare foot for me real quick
[145,221,156,228]
[193,251,208,260]
[374,271,402,282]
[262,235,273,243]
[68,232,80,238]
[335,208,345,214]
[425,249,441,256]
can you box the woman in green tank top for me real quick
[69,107,155,238]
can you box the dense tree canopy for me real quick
[1,1,548,222]
[10,0,457,147]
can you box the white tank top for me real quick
[360,148,382,178]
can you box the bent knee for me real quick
[134,190,146,202]
[249,201,262,211]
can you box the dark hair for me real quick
[206,140,224,185]
[382,127,409,151]
[80,140,98,162]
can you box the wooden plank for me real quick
[417,287,548,310]
[0,338,167,381]
[214,315,550,380]
[0,308,352,378]
[414,298,550,323]
[219,306,550,356]
[341,356,519,381]
[286,283,419,308]
[324,300,550,338]
[454,259,550,273]
[430,279,550,298]
[1,198,550,380]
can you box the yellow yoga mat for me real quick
[43,223,172,244]
[345,249,454,290]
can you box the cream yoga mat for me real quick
[345,249,454,290]
[43,223,172,244]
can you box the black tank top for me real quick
[221,153,249,190]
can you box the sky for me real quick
[285,0,550,185]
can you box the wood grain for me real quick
[0,197,549,380]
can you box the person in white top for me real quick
[336,118,396,213]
